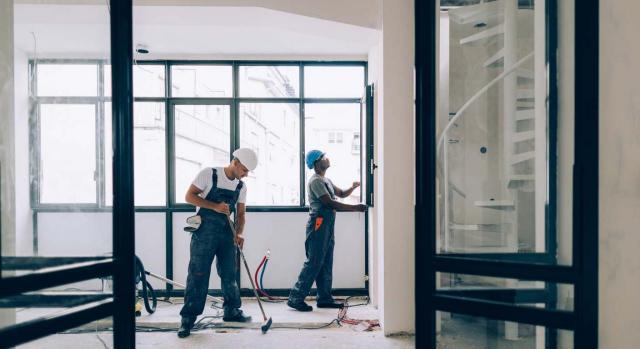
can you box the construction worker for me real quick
[178,148,258,338]
[287,150,367,311]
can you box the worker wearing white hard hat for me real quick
[178,147,258,338]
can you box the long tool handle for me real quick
[227,216,268,321]
[146,270,222,303]
[238,247,268,321]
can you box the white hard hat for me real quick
[232,148,258,171]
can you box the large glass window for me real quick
[304,103,362,205]
[239,103,300,205]
[171,65,232,98]
[304,66,365,98]
[239,65,300,98]
[37,64,98,97]
[39,104,97,204]
[174,104,231,204]
[104,64,166,97]
[105,102,166,206]
[30,61,366,208]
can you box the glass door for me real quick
[416,0,599,348]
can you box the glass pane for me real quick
[239,103,300,205]
[437,311,573,349]
[171,65,232,97]
[174,104,231,203]
[437,273,574,311]
[105,102,166,206]
[436,1,571,263]
[16,316,113,348]
[40,104,97,204]
[36,64,98,97]
[304,66,365,98]
[239,65,300,98]
[4,2,113,344]
[104,64,165,97]
[133,103,167,205]
[304,104,361,205]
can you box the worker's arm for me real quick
[319,194,366,212]
[333,182,361,198]
[184,184,230,215]
[234,203,246,249]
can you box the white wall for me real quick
[36,211,365,291]
[367,39,382,308]
[599,1,640,347]
[14,47,32,256]
[0,0,17,329]
[376,0,415,335]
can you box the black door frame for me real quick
[415,0,598,348]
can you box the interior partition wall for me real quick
[416,0,598,348]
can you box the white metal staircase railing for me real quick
[439,0,536,255]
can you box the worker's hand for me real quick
[213,203,230,216]
[355,204,367,212]
[352,181,361,189]
[235,233,245,249]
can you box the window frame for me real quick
[29,60,369,212]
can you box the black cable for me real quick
[135,255,157,314]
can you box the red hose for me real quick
[254,255,269,297]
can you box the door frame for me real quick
[415,0,599,348]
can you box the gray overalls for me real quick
[289,181,337,304]
[180,169,243,319]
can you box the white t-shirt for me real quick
[191,167,247,207]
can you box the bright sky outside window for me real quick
[239,103,300,205]
[174,104,231,204]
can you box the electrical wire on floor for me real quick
[335,296,379,331]
[61,297,375,334]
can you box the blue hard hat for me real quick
[305,150,325,169]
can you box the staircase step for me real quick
[474,200,515,209]
[448,0,504,24]
[508,175,535,189]
[513,131,535,143]
[450,223,506,233]
[517,89,535,100]
[516,109,534,121]
[517,100,535,108]
[517,68,534,81]
[511,151,535,165]
[460,24,504,45]
[484,48,504,68]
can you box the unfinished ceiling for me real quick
[13,3,380,59]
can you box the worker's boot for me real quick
[317,301,344,309]
[177,316,195,338]
[222,309,252,322]
[287,300,313,312]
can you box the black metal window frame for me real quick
[27,59,372,296]
[416,0,598,348]
[28,59,370,213]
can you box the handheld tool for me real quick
[227,215,273,334]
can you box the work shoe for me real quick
[223,310,252,322]
[287,300,313,312]
[177,317,195,338]
[317,301,344,309]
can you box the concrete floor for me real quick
[16,297,415,349]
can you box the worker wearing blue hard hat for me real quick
[287,150,367,311]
